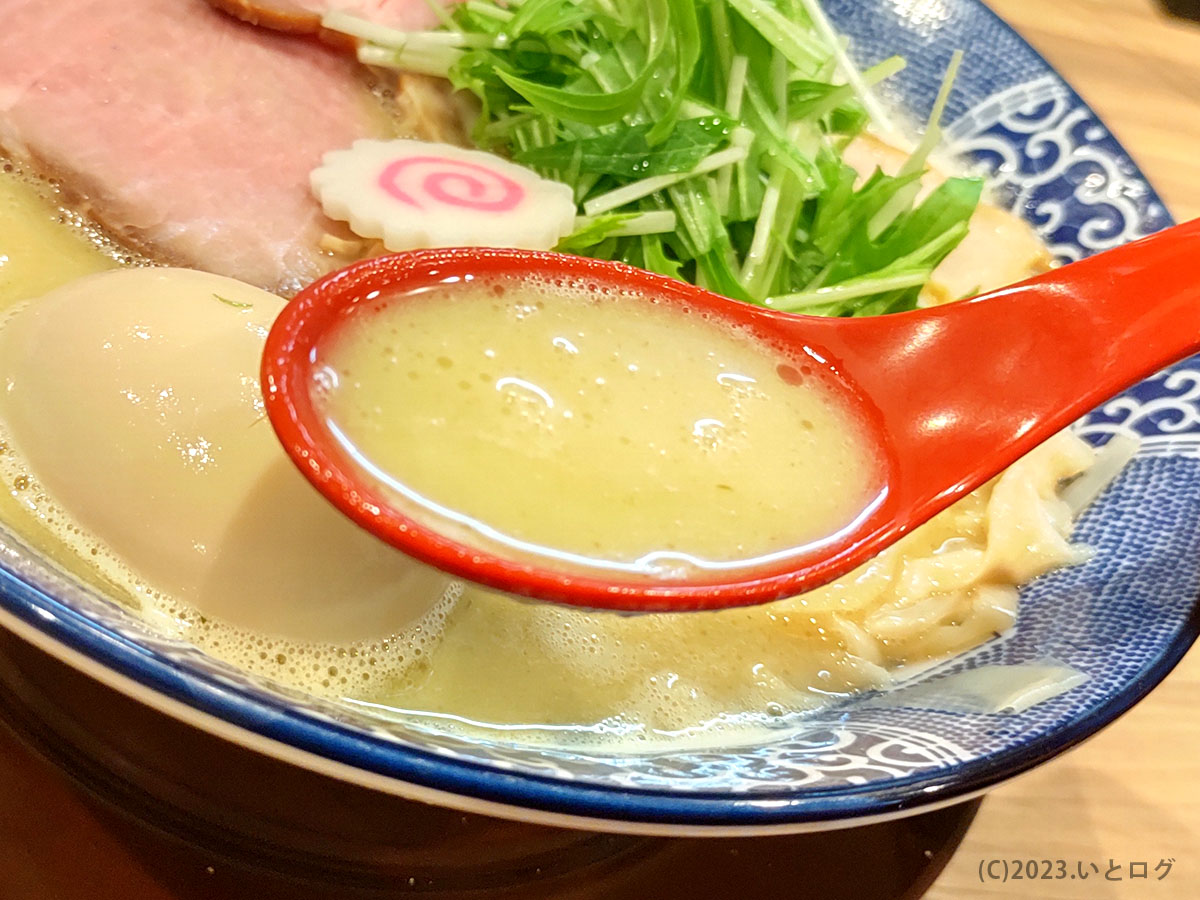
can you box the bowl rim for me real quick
[0,0,1196,834]
[3,577,1197,835]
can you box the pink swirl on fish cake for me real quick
[378,156,525,213]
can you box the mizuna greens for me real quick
[325,0,979,315]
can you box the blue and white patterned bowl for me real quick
[0,0,1195,836]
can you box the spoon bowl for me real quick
[262,219,1200,612]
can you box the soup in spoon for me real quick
[309,272,883,583]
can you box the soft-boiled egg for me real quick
[0,267,451,645]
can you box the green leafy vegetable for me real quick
[323,0,979,316]
[556,210,679,251]
[213,293,252,310]
[515,117,733,178]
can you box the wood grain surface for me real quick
[927,1,1200,897]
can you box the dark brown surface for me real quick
[0,628,980,900]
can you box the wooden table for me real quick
[927,1,1200,897]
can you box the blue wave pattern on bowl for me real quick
[0,0,1196,825]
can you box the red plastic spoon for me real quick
[262,218,1200,613]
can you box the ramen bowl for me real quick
[0,0,1197,848]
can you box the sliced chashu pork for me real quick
[842,134,1052,304]
[204,0,473,145]
[0,0,398,293]
[209,0,453,34]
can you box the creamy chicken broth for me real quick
[314,276,880,580]
[0,171,116,304]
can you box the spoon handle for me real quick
[792,218,1200,517]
